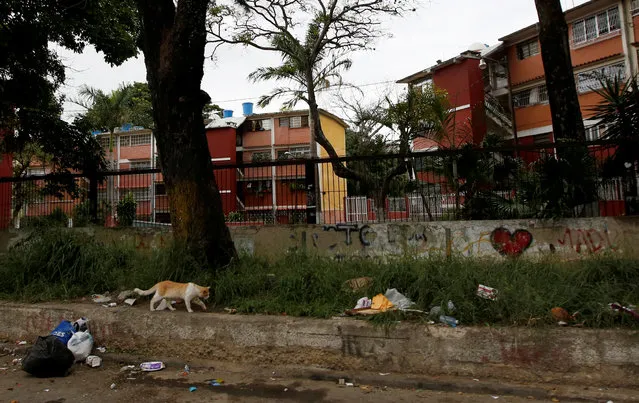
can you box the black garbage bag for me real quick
[22,335,75,377]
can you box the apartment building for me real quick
[93,127,168,224]
[486,0,637,147]
[398,0,638,152]
[205,105,348,224]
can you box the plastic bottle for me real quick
[439,315,458,327]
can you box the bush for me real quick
[116,193,137,227]
[225,211,244,222]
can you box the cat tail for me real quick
[134,285,158,296]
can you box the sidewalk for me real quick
[1,301,638,391]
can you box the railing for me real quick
[0,139,635,229]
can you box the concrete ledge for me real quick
[1,302,638,388]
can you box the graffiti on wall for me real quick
[252,222,621,259]
[556,228,617,254]
[490,228,533,257]
[322,223,374,246]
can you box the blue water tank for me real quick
[242,102,254,116]
[121,123,132,131]
[223,110,233,118]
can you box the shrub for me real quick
[116,193,137,227]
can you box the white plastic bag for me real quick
[67,331,94,362]
[354,297,372,309]
[384,288,415,310]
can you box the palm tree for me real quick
[590,75,639,214]
[74,84,134,225]
[75,84,134,158]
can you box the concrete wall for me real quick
[233,218,633,260]
[1,302,638,387]
[0,217,637,259]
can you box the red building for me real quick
[396,43,511,151]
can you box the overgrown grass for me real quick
[0,228,638,328]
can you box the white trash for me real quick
[354,297,372,309]
[384,288,415,310]
[67,331,94,362]
[86,355,102,368]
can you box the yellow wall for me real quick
[318,114,347,223]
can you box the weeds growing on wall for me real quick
[0,228,637,328]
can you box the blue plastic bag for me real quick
[50,320,74,345]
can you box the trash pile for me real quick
[345,288,417,316]
[21,317,100,377]
[344,282,502,328]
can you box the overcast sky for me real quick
[58,0,588,122]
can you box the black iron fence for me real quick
[0,139,635,229]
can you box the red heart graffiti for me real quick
[490,228,533,257]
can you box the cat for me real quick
[134,281,210,313]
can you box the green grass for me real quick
[0,228,638,328]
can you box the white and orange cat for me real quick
[134,281,210,313]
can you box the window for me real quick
[517,39,539,60]
[577,62,625,93]
[513,84,548,107]
[585,124,607,141]
[633,0,639,15]
[122,188,150,202]
[537,84,548,103]
[279,117,289,127]
[251,119,271,131]
[251,151,271,162]
[572,7,620,45]
[289,115,309,128]
[97,136,111,149]
[130,160,151,170]
[277,146,311,160]
[130,133,152,146]
[513,89,532,107]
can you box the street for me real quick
[1,351,631,403]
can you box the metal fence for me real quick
[0,140,636,229]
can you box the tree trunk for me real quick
[535,0,585,141]
[136,0,237,269]
[305,71,362,183]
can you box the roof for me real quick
[212,108,349,129]
[396,45,500,84]
[205,116,246,129]
[499,0,617,44]
[94,128,151,136]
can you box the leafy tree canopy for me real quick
[0,0,139,173]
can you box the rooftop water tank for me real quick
[223,110,233,118]
[242,102,254,116]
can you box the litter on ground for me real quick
[85,355,101,368]
[477,284,498,301]
[140,361,165,372]
[91,294,111,303]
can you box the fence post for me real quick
[88,172,98,223]
[305,160,317,224]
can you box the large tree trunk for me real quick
[535,0,585,141]
[136,0,237,269]
[305,71,362,183]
